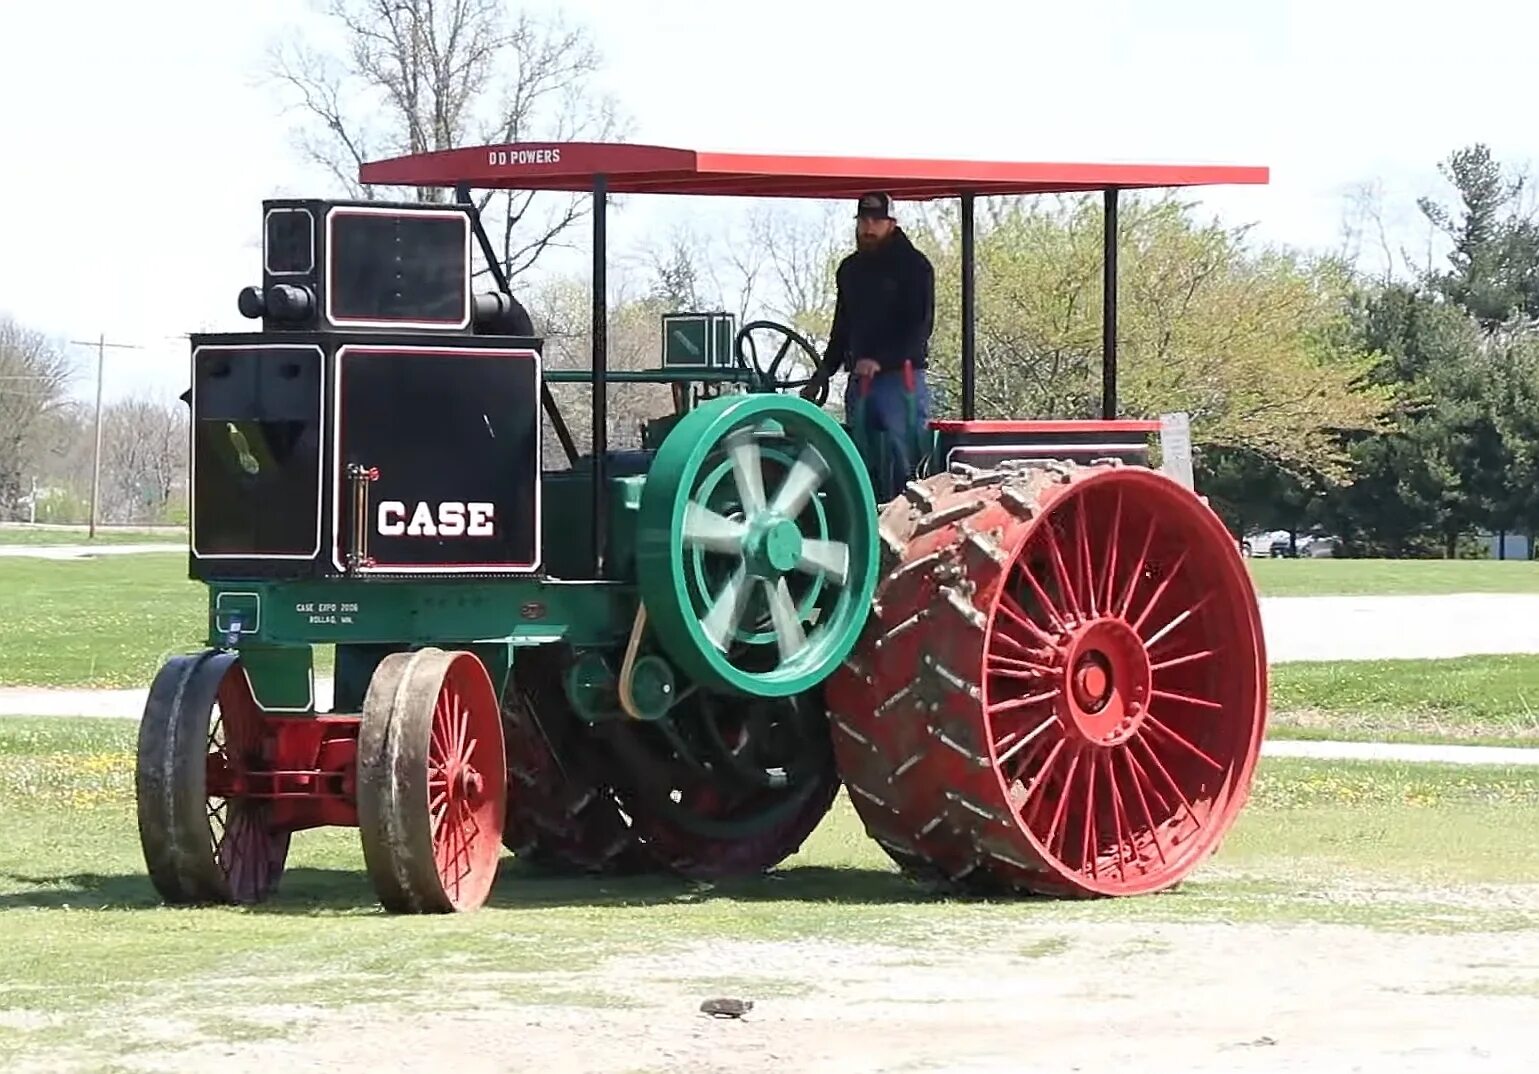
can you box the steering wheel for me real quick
[733,320,829,407]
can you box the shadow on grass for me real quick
[0,859,1046,914]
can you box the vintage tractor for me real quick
[136,143,1270,911]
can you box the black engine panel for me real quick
[188,332,542,581]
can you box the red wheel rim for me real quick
[426,655,505,910]
[983,469,1265,894]
[206,668,288,903]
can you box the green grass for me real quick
[0,526,185,547]
[1247,556,1539,596]
[3,554,1539,750]
[1269,654,1539,746]
[1,717,1537,1064]
[0,554,207,688]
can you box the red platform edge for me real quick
[928,419,1163,435]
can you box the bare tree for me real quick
[267,0,628,281]
[525,272,675,460]
[746,204,845,344]
[100,396,189,524]
[0,316,76,519]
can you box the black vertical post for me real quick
[591,176,609,577]
[960,192,976,420]
[1102,188,1119,420]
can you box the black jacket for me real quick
[822,227,934,374]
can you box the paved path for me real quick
[4,542,1539,660]
[1261,738,1539,766]
[1261,592,1539,661]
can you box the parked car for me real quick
[1301,535,1340,558]
[1238,530,1284,557]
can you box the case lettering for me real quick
[377,501,495,538]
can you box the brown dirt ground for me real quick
[23,916,1536,1074]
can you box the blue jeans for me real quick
[845,366,931,501]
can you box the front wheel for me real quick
[357,648,507,913]
[135,650,289,905]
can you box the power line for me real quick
[68,333,142,539]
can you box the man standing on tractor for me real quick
[803,191,935,500]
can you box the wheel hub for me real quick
[1058,619,1151,746]
[745,516,803,577]
[627,654,677,721]
[456,765,484,799]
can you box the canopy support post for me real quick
[456,181,579,466]
[960,193,976,421]
[1101,188,1119,420]
[592,175,609,577]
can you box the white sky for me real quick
[3,0,1536,406]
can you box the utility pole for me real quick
[68,333,141,538]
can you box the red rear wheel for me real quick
[828,462,1267,896]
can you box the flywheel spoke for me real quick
[794,538,850,586]
[701,564,751,651]
[683,502,748,553]
[724,427,767,514]
[768,444,829,518]
[638,393,879,697]
[763,577,808,661]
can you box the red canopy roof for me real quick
[358,142,1269,201]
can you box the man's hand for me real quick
[800,371,828,402]
[852,358,881,379]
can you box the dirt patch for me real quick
[75,920,1539,1074]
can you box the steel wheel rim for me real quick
[428,654,506,909]
[983,469,1265,895]
[205,669,288,903]
[638,394,879,697]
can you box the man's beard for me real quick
[856,232,881,252]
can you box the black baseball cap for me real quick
[855,191,895,219]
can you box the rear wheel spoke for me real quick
[1104,752,1130,882]
[1074,498,1098,618]
[1133,734,1201,829]
[1130,550,1190,634]
[1150,648,1216,673]
[1118,747,1167,866]
[1100,489,1124,612]
[1079,754,1098,879]
[1150,688,1223,712]
[1143,714,1224,771]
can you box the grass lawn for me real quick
[0,526,186,546]
[0,554,209,688]
[1268,654,1539,747]
[0,720,1536,1024]
[1247,556,1539,596]
[1,718,1536,1068]
[4,553,1539,750]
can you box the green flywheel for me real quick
[636,394,880,697]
